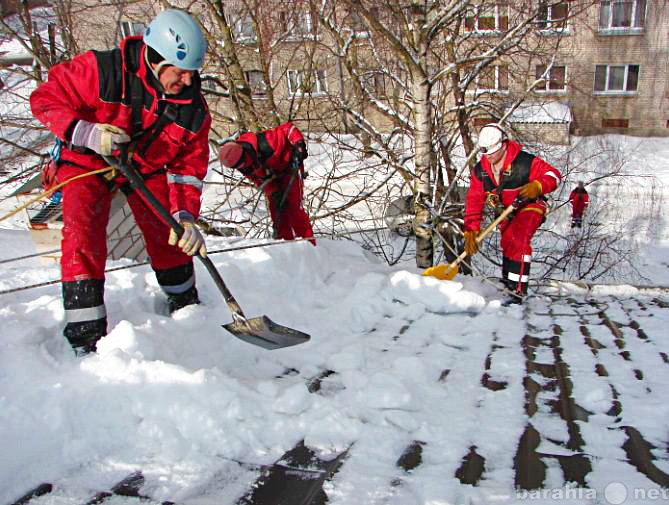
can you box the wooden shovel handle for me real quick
[450,202,519,271]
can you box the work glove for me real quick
[293,140,308,161]
[168,217,207,257]
[518,180,543,200]
[464,230,479,256]
[70,120,131,156]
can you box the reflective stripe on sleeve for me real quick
[167,173,203,191]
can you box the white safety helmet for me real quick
[478,123,507,155]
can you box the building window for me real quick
[288,69,327,96]
[234,15,256,43]
[468,64,508,93]
[245,70,267,97]
[594,64,639,93]
[535,65,567,92]
[281,11,316,39]
[120,21,146,38]
[602,118,629,128]
[360,70,385,97]
[599,0,646,32]
[465,3,509,33]
[538,1,569,31]
[347,11,368,34]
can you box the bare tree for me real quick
[309,0,600,269]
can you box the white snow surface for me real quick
[1,135,669,504]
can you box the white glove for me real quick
[168,219,207,257]
[70,120,131,156]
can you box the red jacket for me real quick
[30,37,211,218]
[465,140,561,232]
[236,122,305,182]
[569,187,589,215]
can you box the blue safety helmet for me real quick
[143,9,206,71]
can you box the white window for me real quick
[594,64,639,93]
[235,15,256,42]
[288,69,327,96]
[535,65,567,92]
[465,3,509,33]
[360,70,385,97]
[599,0,646,31]
[281,11,316,39]
[120,21,146,38]
[468,64,509,93]
[537,1,569,32]
[245,70,267,96]
[347,11,368,35]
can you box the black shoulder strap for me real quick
[136,103,177,156]
[124,60,178,156]
[130,78,144,137]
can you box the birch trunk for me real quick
[413,77,433,269]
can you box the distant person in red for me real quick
[219,122,315,245]
[464,124,562,305]
[569,181,589,228]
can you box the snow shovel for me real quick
[422,200,520,281]
[103,152,310,350]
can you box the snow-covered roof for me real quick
[507,101,572,124]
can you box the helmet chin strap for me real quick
[144,49,172,94]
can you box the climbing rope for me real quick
[0,166,115,223]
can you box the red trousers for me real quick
[58,164,192,281]
[499,205,544,263]
[259,171,314,243]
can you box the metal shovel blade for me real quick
[223,315,311,350]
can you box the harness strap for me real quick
[137,103,177,157]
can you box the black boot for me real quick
[154,263,200,314]
[167,285,201,314]
[502,290,524,306]
[501,279,525,306]
[63,279,107,356]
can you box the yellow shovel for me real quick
[422,202,518,281]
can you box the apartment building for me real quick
[539,0,669,135]
[215,1,669,137]
[51,1,669,138]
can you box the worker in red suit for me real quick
[464,124,562,305]
[219,122,315,245]
[30,10,211,355]
[569,181,589,228]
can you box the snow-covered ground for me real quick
[1,136,669,504]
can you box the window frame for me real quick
[598,0,646,34]
[119,21,146,38]
[537,1,570,34]
[287,69,328,96]
[466,64,509,95]
[593,64,640,95]
[359,69,385,98]
[234,14,257,43]
[244,70,268,97]
[535,64,567,93]
[464,3,509,34]
[346,10,370,37]
[282,11,318,40]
